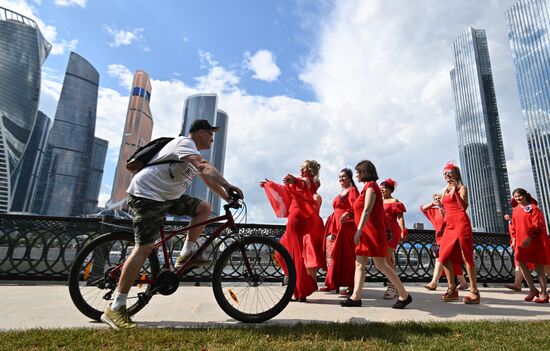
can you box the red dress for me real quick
[384,201,406,249]
[263,177,321,299]
[511,203,550,265]
[438,189,475,266]
[353,182,387,257]
[323,187,359,290]
[420,206,463,275]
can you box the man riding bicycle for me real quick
[101,119,244,329]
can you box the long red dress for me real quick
[384,202,406,249]
[438,189,475,266]
[323,187,359,290]
[263,177,322,299]
[511,203,550,266]
[353,182,387,257]
[420,206,463,275]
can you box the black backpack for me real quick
[126,137,179,174]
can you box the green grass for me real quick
[1,321,549,350]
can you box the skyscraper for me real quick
[32,52,103,217]
[109,70,153,210]
[10,111,51,213]
[450,27,511,232]
[83,137,108,214]
[506,0,550,224]
[180,93,228,216]
[0,6,51,212]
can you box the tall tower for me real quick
[0,6,51,212]
[507,0,550,224]
[32,52,103,217]
[180,93,228,216]
[109,70,153,209]
[450,27,511,232]
[10,111,51,213]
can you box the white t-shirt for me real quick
[127,136,201,201]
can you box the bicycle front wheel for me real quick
[68,231,160,321]
[212,235,296,323]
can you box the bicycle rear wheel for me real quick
[212,235,296,323]
[68,231,160,321]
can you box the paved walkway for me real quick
[1,282,548,330]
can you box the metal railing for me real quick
[0,214,514,283]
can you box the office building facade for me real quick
[506,0,550,224]
[181,93,228,216]
[450,27,511,232]
[32,52,102,216]
[0,6,51,212]
[109,70,153,210]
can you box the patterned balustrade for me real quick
[0,214,514,283]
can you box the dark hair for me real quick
[340,168,356,188]
[512,188,537,205]
[355,160,378,182]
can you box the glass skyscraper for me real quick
[181,93,228,216]
[506,0,550,224]
[32,52,104,216]
[10,111,51,213]
[109,70,153,210]
[450,27,511,232]
[0,6,51,212]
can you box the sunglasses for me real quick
[444,171,454,176]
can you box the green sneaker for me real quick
[101,305,137,330]
[174,251,211,269]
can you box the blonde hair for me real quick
[302,160,321,184]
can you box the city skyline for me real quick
[0,0,543,226]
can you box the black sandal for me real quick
[340,297,362,307]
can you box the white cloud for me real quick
[53,0,86,7]
[0,0,78,55]
[104,24,144,48]
[244,50,282,82]
[107,64,134,90]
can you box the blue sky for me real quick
[1,0,536,227]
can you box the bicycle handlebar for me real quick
[223,189,243,210]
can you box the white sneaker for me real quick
[174,250,210,269]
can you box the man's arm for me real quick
[185,154,243,201]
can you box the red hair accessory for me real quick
[443,161,457,173]
[382,178,397,189]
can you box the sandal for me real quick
[383,283,397,299]
[534,293,549,304]
[463,290,480,304]
[319,286,332,292]
[424,283,437,291]
[457,282,468,291]
[504,284,522,292]
[524,289,540,302]
[339,288,353,296]
[441,287,459,302]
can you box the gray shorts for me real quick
[128,194,202,245]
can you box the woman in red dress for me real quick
[380,178,408,299]
[340,160,412,309]
[438,162,480,304]
[504,212,526,292]
[260,160,323,301]
[421,193,468,291]
[510,188,550,303]
[319,168,359,294]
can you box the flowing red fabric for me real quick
[263,182,291,218]
[420,206,463,275]
[323,187,359,290]
[511,203,550,265]
[353,182,387,257]
[303,198,326,270]
[264,177,322,299]
[438,190,475,266]
[383,202,407,249]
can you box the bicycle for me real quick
[68,194,297,323]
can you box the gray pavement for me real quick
[0,282,549,330]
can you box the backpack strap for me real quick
[142,159,182,179]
